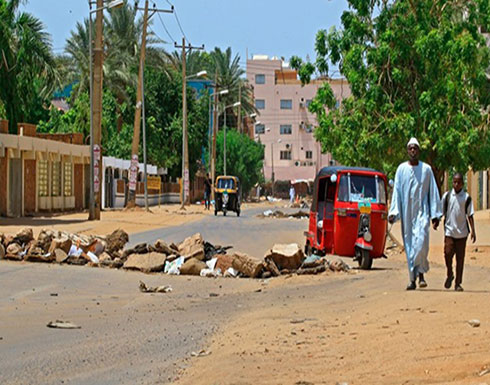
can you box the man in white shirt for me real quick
[441,173,476,292]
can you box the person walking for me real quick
[388,137,442,290]
[204,173,212,210]
[289,184,295,205]
[440,173,476,292]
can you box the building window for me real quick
[64,162,73,197]
[255,124,265,134]
[306,151,313,159]
[306,99,312,108]
[280,151,292,160]
[38,160,49,197]
[280,124,292,135]
[51,161,62,197]
[280,99,292,109]
[255,99,265,110]
[305,124,313,133]
[255,74,265,84]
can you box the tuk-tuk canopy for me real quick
[312,166,384,212]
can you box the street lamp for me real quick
[207,88,228,172]
[223,101,240,175]
[181,69,207,206]
[88,0,124,220]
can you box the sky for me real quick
[21,0,349,71]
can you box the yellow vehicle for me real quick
[214,176,241,216]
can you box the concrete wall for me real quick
[74,164,84,210]
[24,159,36,215]
[0,157,7,216]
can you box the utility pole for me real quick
[211,73,218,201]
[237,84,241,134]
[127,2,173,208]
[90,0,104,220]
[174,38,204,207]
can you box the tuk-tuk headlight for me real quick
[363,231,372,242]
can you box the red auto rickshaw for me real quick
[304,166,388,269]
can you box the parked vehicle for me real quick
[304,166,389,269]
[214,176,241,216]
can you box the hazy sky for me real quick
[21,0,348,69]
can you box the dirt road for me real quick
[1,206,490,384]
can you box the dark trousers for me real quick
[444,236,467,286]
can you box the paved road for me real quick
[129,205,308,258]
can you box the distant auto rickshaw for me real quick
[304,166,389,269]
[214,175,241,216]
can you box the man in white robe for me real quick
[389,138,442,290]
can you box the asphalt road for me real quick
[129,205,308,258]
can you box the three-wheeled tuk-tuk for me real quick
[214,175,241,216]
[304,166,388,269]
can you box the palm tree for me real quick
[0,0,58,132]
[207,47,256,129]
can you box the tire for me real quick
[358,249,373,270]
[223,210,227,216]
[237,210,240,217]
[214,210,217,216]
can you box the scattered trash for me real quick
[50,293,58,297]
[209,292,219,297]
[191,349,211,357]
[468,319,481,328]
[479,367,490,377]
[164,256,185,275]
[47,320,81,329]
[259,210,308,219]
[139,281,172,293]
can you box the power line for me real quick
[165,0,190,44]
[157,9,176,43]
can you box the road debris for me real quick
[479,367,490,377]
[468,319,481,328]
[47,320,81,329]
[139,281,172,293]
[258,210,309,219]
[191,349,211,357]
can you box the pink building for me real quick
[246,56,349,181]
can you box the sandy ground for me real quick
[1,206,490,385]
[0,201,276,237]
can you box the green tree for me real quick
[291,0,490,187]
[0,0,58,132]
[215,129,264,194]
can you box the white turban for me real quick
[407,137,420,148]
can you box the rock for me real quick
[468,319,481,328]
[98,252,113,264]
[5,243,24,260]
[263,257,281,277]
[111,258,124,269]
[13,227,34,245]
[66,255,88,265]
[166,254,179,262]
[297,264,327,275]
[36,229,55,252]
[0,244,5,259]
[329,258,350,272]
[216,254,234,272]
[264,243,305,270]
[48,237,72,255]
[25,247,55,263]
[153,240,176,255]
[3,235,14,248]
[90,240,106,256]
[123,252,167,273]
[122,243,148,259]
[180,258,207,275]
[105,229,129,254]
[178,233,205,261]
[55,249,69,263]
[169,242,179,252]
[231,252,264,278]
[261,270,272,279]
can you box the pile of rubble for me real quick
[259,210,309,219]
[0,228,349,279]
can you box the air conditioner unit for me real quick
[285,143,291,149]
[299,121,306,130]
[295,161,300,167]
[299,97,305,108]
[302,162,308,166]
[305,125,313,133]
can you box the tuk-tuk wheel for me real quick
[223,210,227,216]
[214,210,217,216]
[236,210,240,217]
[358,249,373,270]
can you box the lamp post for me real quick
[210,88,228,199]
[207,88,228,172]
[88,0,124,220]
[223,101,240,175]
[181,69,207,207]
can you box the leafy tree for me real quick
[214,129,264,194]
[291,0,490,187]
[0,0,58,132]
